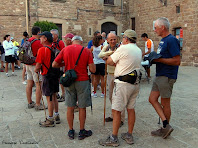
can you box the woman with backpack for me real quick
[3,35,16,77]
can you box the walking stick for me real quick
[104,63,107,126]
[37,72,47,120]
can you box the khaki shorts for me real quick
[65,80,92,108]
[26,65,42,82]
[112,81,140,111]
[152,76,176,98]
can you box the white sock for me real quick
[54,112,59,116]
[12,72,14,74]
[48,116,53,119]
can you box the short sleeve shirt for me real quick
[156,34,180,79]
[87,40,93,49]
[111,43,142,81]
[35,45,52,75]
[52,40,65,51]
[145,39,154,57]
[55,44,94,81]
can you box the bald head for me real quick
[107,33,117,47]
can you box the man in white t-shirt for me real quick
[99,29,142,146]
[141,33,154,79]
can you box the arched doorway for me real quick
[101,22,117,35]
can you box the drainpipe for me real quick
[25,0,29,33]
[121,0,123,16]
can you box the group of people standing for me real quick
[0,16,181,147]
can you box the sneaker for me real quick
[58,95,65,102]
[39,118,55,127]
[121,132,134,145]
[120,121,124,127]
[105,117,113,122]
[98,135,119,147]
[91,92,97,98]
[6,73,9,77]
[35,104,47,111]
[11,73,17,76]
[100,93,105,98]
[68,129,75,140]
[78,129,92,140]
[54,114,61,124]
[151,124,174,139]
[22,81,27,85]
[28,101,35,109]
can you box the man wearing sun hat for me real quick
[99,29,142,146]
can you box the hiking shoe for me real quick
[100,93,105,98]
[120,121,124,127]
[6,73,9,77]
[162,124,174,139]
[151,124,174,139]
[54,114,60,124]
[105,117,113,122]
[91,92,97,98]
[39,118,55,127]
[74,105,79,113]
[121,132,134,145]
[68,129,75,140]
[78,129,92,140]
[98,135,119,147]
[58,95,65,102]
[35,104,47,111]
[28,101,35,109]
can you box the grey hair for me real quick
[50,29,59,36]
[156,17,170,30]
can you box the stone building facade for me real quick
[0,0,198,66]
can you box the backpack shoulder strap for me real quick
[74,47,84,68]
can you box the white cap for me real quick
[10,37,14,40]
[71,36,83,42]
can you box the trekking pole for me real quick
[158,117,161,124]
[104,63,107,126]
[37,72,47,120]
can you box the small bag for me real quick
[60,47,84,87]
[116,70,141,84]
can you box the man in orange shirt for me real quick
[141,33,154,79]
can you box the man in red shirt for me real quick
[52,36,96,140]
[35,31,60,127]
[62,33,74,46]
[51,29,65,102]
[26,26,45,110]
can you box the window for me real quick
[174,27,183,49]
[131,18,135,31]
[104,0,114,5]
[176,5,180,13]
[89,28,92,36]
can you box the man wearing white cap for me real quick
[52,36,96,140]
[99,29,142,146]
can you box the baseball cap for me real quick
[124,29,137,40]
[62,33,74,39]
[71,36,83,42]
[10,37,14,40]
[38,31,53,42]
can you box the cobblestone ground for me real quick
[0,65,198,148]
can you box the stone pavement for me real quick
[0,65,198,148]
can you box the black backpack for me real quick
[42,46,61,79]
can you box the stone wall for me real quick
[128,0,198,66]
